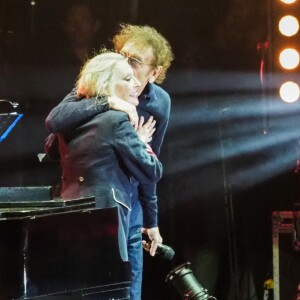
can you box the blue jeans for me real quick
[128,198,143,300]
[117,204,130,262]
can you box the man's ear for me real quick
[148,66,163,83]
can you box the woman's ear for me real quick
[148,66,163,83]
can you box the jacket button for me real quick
[78,176,85,182]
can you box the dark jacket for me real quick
[58,110,162,212]
[46,83,171,227]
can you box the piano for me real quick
[0,186,131,299]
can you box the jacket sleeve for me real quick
[114,114,163,184]
[45,89,109,133]
[150,91,171,156]
[138,183,158,228]
[139,92,171,227]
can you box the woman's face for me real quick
[113,60,141,106]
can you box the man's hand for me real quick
[108,96,139,129]
[141,227,162,256]
[136,116,156,143]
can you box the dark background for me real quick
[0,0,299,299]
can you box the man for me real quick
[61,0,102,64]
[35,0,105,110]
[45,24,174,300]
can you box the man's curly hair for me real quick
[113,24,174,84]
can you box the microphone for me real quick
[156,243,175,261]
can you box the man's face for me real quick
[119,42,157,96]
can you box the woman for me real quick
[57,51,162,261]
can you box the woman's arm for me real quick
[46,90,138,133]
[114,114,163,184]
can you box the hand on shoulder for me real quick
[108,96,138,129]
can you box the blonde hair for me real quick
[113,24,174,84]
[76,50,124,98]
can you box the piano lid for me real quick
[0,186,95,218]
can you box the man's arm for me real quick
[45,89,108,133]
[139,88,171,224]
[147,86,171,156]
[138,87,171,255]
[45,89,138,133]
[138,182,158,228]
[139,112,168,256]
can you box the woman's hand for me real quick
[108,96,139,129]
[136,116,156,143]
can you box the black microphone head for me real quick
[156,243,175,261]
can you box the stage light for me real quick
[278,15,299,36]
[280,0,297,4]
[279,48,300,69]
[279,81,300,102]
[166,262,217,300]
[267,0,300,103]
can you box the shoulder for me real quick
[148,84,171,115]
[150,83,171,102]
[78,111,132,139]
[91,110,128,122]
[78,111,129,131]
[146,83,171,114]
